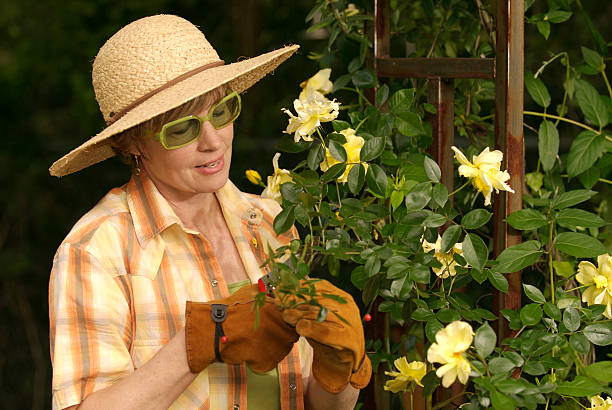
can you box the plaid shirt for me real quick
[49,172,311,410]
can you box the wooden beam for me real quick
[376,57,495,79]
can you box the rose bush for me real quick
[247,1,612,408]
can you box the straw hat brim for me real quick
[49,44,299,177]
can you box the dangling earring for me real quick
[133,155,141,176]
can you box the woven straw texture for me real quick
[49,14,298,177]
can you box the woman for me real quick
[49,15,370,410]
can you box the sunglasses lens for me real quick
[210,95,241,129]
[163,118,200,148]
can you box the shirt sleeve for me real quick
[49,243,134,410]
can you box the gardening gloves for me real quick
[185,283,298,373]
[280,279,372,393]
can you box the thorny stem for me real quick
[426,9,451,58]
[327,0,349,35]
[431,390,468,410]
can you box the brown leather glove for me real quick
[281,279,372,393]
[185,284,298,373]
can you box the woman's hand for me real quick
[185,284,299,373]
[281,280,372,393]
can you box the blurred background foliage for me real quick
[0,0,609,408]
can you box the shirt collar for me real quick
[126,171,263,248]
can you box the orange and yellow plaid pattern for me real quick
[49,172,311,410]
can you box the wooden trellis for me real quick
[366,0,524,407]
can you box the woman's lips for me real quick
[195,155,225,175]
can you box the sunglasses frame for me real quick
[151,90,241,150]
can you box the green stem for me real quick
[449,180,471,196]
[524,111,599,134]
[549,221,555,304]
[602,69,612,99]
[599,178,612,185]
[385,313,392,371]
[431,391,468,410]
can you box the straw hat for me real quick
[49,14,299,177]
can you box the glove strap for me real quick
[353,352,367,374]
[211,304,227,362]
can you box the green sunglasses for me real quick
[151,91,241,149]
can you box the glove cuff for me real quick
[349,354,372,390]
[185,301,217,373]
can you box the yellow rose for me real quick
[384,357,427,393]
[344,3,359,16]
[422,235,466,279]
[245,169,263,186]
[591,395,612,410]
[319,128,367,183]
[577,254,612,318]
[261,153,293,204]
[451,146,514,206]
[282,92,340,143]
[427,321,473,388]
[299,68,333,100]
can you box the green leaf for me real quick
[556,208,606,229]
[523,360,546,375]
[365,164,388,197]
[410,263,431,284]
[585,361,612,383]
[555,376,604,397]
[389,89,415,114]
[575,79,608,127]
[405,182,431,211]
[307,143,325,170]
[582,46,604,71]
[328,140,347,163]
[425,319,444,343]
[487,270,509,293]
[584,323,612,346]
[273,206,295,235]
[523,284,546,304]
[347,163,365,195]
[536,20,550,40]
[525,71,551,107]
[563,307,581,332]
[554,232,607,257]
[538,120,559,171]
[544,302,562,321]
[412,308,435,322]
[321,163,347,182]
[569,333,591,354]
[567,131,605,178]
[352,69,376,88]
[474,323,496,358]
[494,241,543,273]
[521,303,543,326]
[489,357,516,374]
[461,209,492,229]
[332,120,351,132]
[551,189,596,210]
[421,371,440,397]
[462,233,488,271]
[546,10,572,23]
[396,112,425,136]
[376,84,390,106]
[552,261,574,278]
[360,137,385,162]
[506,209,548,230]
[494,378,526,395]
[432,183,448,208]
[423,214,446,228]
[424,156,441,182]
[441,225,462,253]
[579,167,600,189]
[436,309,461,323]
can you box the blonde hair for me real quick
[111,86,228,159]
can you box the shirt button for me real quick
[211,279,218,287]
[233,405,240,410]
[289,383,297,391]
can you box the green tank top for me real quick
[227,280,281,410]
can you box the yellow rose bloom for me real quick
[344,3,359,16]
[299,68,333,100]
[427,321,473,388]
[384,357,427,393]
[577,254,612,318]
[451,146,514,206]
[319,128,367,183]
[282,91,340,143]
[261,153,293,204]
[591,395,612,410]
[245,169,263,186]
[422,235,466,279]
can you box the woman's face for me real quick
[135,106,234,201]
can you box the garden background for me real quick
[0,0,610,408]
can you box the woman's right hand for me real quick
[185,284,298,373]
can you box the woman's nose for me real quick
[196,121,224,151]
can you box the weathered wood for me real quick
[376,57,495,79]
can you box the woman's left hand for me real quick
[281,280,371,393]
